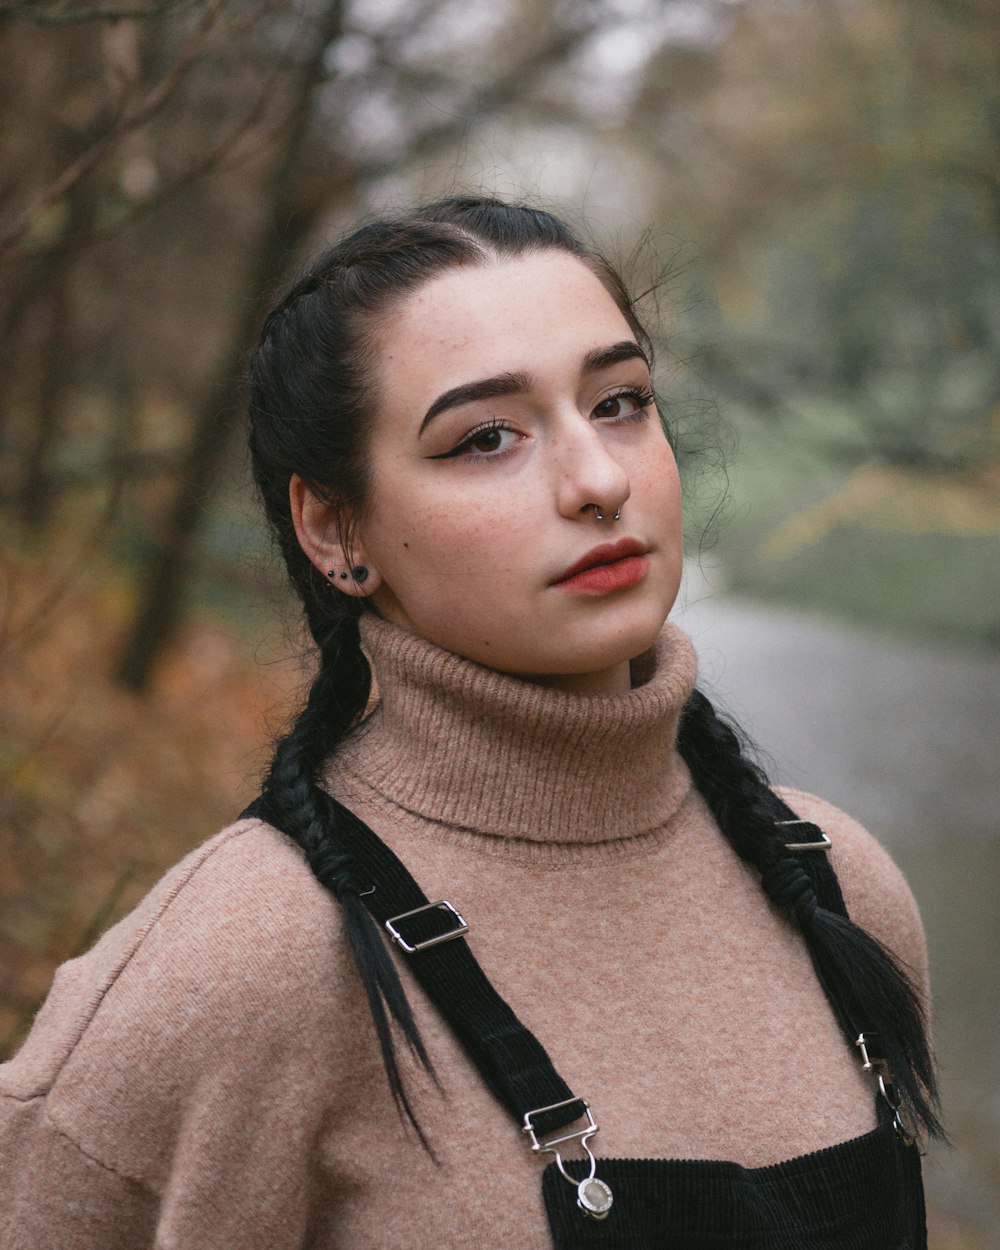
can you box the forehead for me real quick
[373,251,636,412]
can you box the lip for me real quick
[552,538,650,594]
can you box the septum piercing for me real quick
[592,507,622,522]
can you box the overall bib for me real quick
[242,793,927,1249]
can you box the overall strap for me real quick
[764,794,919,1151]
[241,789,853,1141]
[241,793,585,1139]
[770,792,849,920]
[766,793,868,1051]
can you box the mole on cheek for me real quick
[403,542,409,549]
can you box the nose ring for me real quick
[591,507,622,522]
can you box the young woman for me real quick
[0,198,940,1248]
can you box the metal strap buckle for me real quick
[523,1098,597,1153]
[775,818,832,852]
[855,1032,916,1147]
[855,1032,900,1105]
[855,1030,885,1075]
[384,900,469,953]
[523,1099,613,1221]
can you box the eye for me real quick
[593,387,654,422]
[430,418,521,461]
[467,425,506,454]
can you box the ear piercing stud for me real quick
[327,567,369,585]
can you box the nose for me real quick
[553,417,631,522]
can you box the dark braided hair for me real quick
[676,689,942,1140]
[247,196,941,1145]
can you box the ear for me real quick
[289,474,382,598]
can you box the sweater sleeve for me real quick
[0,820,350,1250]
[0,1102,158,1248]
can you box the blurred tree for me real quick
[628,0,1000,475]
[4,0,715,689]
[1,0,996,687]
[0,0,263,523]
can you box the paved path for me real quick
[673,581,1000,1233]
[674,583,1000,844]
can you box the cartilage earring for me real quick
[352,566,369,584]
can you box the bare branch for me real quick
[1,116,270,262]
[0,0,230,257]
[0,0,196,23]
[352,20,603,185]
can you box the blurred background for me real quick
[0,0,997,1242]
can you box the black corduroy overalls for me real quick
[243,793,928,1249]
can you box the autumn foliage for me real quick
[0,519,302,1056]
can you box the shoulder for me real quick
[2,818,348,1103]
[776,787,929,994]
[0,818,364,1207]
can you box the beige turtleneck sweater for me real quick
[0,618,928,1250]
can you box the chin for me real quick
[534,611,668,681]
[597,600,671,658]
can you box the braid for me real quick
[678,688,943,1142]
[261,603,436,1149]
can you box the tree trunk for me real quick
[17,270,72,529]
[115,0,347,691]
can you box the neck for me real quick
[516,659,633,697]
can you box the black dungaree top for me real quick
[243,794,928,1250]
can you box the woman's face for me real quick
[349,251,683,694]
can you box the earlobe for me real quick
[326,565,372,589]
[289,475,380,597]
[325,564,380,598]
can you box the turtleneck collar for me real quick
[331,614,698,845]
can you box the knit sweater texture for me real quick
[0,617,929,1250]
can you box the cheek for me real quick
[371,494,519,601]
[639,441,682,522]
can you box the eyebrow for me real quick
[418,339,650,434]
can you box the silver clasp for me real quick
[775,818,832,852]
[523,1098,613,1221]
[384,900,469,953]
[855,1032,916,1147]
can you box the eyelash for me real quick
[597,386,655,421]
[434,386,655,462]
[431,417,514,462]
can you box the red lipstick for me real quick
[552,538,649,595]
